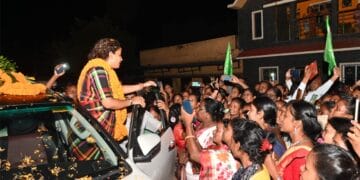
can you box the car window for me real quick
[57,109,118,166]
[0,105,130,179]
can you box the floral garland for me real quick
[0,69,46,95]
[77,58,127,141]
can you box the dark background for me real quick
[0,0,237,85]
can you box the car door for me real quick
[135,127,176,179]
[53,108,133,179]
[128,105,177,180]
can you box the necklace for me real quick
[290,138,309,148]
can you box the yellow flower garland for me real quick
[77,58,127,141]
[0,69,46,95]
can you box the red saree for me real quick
[276,146,312,180]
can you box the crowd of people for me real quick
[51,38,360,180]
[164,68,359,180]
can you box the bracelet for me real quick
[184,135,195,141]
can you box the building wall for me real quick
[140,35,242,78]
[143,61,243,78]
[236,0,357,50]
[237,0,266,50]
[140,35,238,67]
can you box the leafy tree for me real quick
[0,55,17,72]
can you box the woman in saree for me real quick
[276,100,322,180]
[247,96,286,180]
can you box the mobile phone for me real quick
[290,69,301,79]
[308,61,318,80]
[55,63,69,74]
[182,100,193,114]
[191,81,201,87]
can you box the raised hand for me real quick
[156,99,169,111]
[131,96,146,108]
[333,67,340,78]
[285,69,292,80]
[180,106,196,127]
[143,80,157,88]
[54,64,66,77]
[348,120,360,158]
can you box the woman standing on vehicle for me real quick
[77,38,156,142]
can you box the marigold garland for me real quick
[77,58,128,141]
[0,69,46,95]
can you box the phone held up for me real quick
[182,100,193,114]
[191,81,201,87]
[182,100,196,123]
[55,63,70,74]
[290,69,301,80]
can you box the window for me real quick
[340,62,360,85]
[252,10,264,40]
[259,66,279,82]
[276,5,291,41]
[342,0,352,8]
[296,0,331,40]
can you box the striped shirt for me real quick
[78,67,116,136]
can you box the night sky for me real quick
[0,0,236,84]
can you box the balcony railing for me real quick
[297,14,328,40]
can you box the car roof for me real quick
[0,92,73,110]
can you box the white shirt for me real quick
[286,79,334,103]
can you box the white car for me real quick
[0,93,176,179]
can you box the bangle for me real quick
[185,135,195,141]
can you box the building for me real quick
[140,0,360,90]
[140,35,241,91]
[235,0,360,86]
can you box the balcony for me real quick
[338,8,360,34]
[296,8,360,40]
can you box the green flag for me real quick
[224,43,233,75]
[324,16,337,76]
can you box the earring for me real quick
[294,127,298,135]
